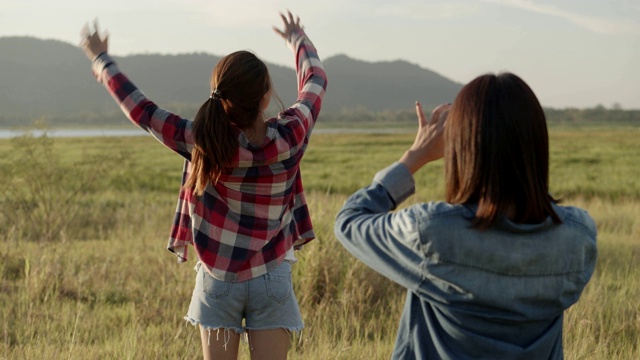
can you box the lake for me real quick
[0,127,412,139]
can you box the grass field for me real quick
[0,126,639,359]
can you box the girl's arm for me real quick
[334,162,426,291]
[81,22,193,160]
[274,12,327,136]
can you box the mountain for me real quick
[0,36,462,123]
[323,54,460,112]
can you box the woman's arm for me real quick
[334,162,426,290]
[334,103,451,289]
[80,21,193,160]
[274,12,327,136]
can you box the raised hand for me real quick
[399,101,451,174]
[80,20,109,61]
[273,11,303,40]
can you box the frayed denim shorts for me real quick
[185,260,303,334]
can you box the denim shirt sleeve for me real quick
[334,162,426,291]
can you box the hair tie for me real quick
[210,88,223,100]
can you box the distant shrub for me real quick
[0,124,127,243]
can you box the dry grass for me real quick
[1,127,639,359]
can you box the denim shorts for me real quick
[185,260,303,334]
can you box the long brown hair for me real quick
[185,51,273,195]
[444,72,561,229]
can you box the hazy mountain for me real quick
[323,54,461,111]
[0,36,462,122]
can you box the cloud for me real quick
[480,0,640,34]
[369,2,482,20]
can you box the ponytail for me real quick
[184,98,237,195]
[185,50,272,195]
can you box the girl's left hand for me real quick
[80,20,109,61]
[399,101,451,174]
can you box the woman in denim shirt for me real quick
[334,73,597,359]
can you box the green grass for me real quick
[1,126,639,359]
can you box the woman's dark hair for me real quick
[185,50,279,195]
[444,72,561,229]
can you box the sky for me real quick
[2,0,639,109]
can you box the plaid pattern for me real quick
[92,29,326,281]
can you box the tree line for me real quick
[1,105,639,128]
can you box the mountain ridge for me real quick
[0,36,462,122]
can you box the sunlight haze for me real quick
[1,0,639,109]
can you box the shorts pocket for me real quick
[264,273,292,305]
[201,270,232,300]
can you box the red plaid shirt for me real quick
[92,29,326,281]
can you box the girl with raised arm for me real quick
[335,74,596,359]
[81,12,326,360]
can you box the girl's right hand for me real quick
[80,20,109,61]
[273,11,303,40]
